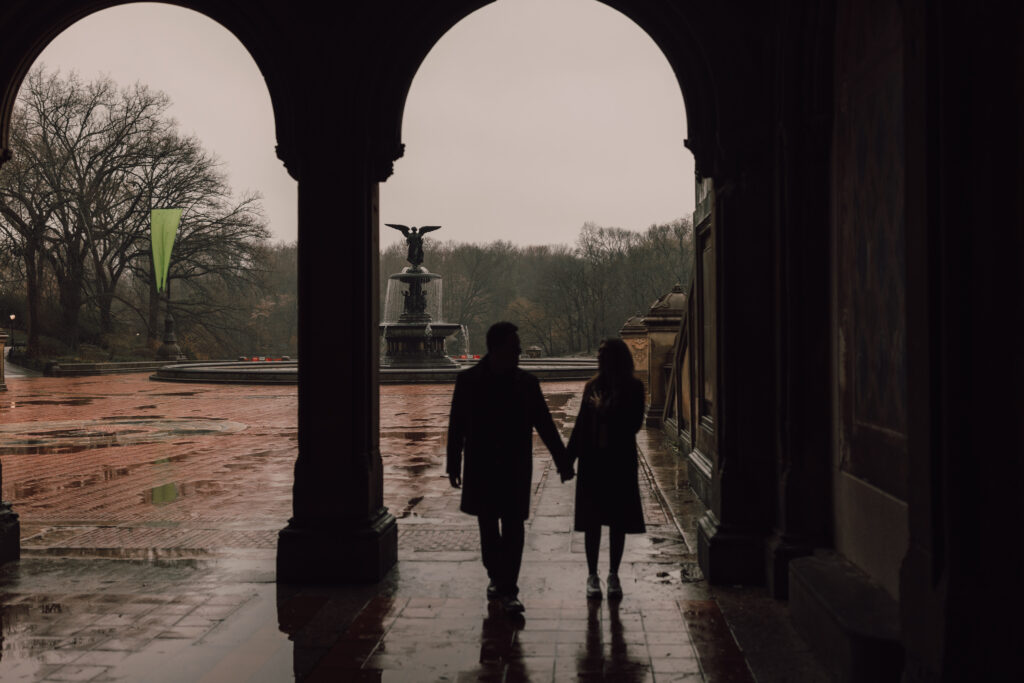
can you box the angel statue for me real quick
[386,224,441,269]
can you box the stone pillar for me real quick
[619,315,648,390]
[276,151,397,582]
[695,159,777,587]
[0,331,7,392]
[641,285,686,426]
[764,0,834,598]
[0,331,19,564]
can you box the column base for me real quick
[764,532,814,599]
[277,509,397,583]
[0,503,20,565]
[697,510,765,585]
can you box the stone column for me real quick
[0,331,7,392]
[620,315,648,391]
[642,285,686,427]
[764,1,834,598]
[0,331,19,564]
[276,151,396,582]
[695,157,778,587]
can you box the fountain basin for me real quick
[379,357,598,384]
[379,322,462,368]
[149,357,596,385]
[151,361,297,384]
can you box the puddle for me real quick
[143,480,223,505]
[0,418,247,456]
[24,428,117,438]
[13,481,45,498]
[644,563,704,585]
[545,393,575,409]
[3,442,115,456]
[11,398,95,407]
[102,465,131,481]
[146,482,179,505]
[13,473,104,497]
[20,547,211,561]
[403,431,430,441]
[399,496,424,519]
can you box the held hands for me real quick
[450,470,569,486]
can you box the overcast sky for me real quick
[32,0,693,250]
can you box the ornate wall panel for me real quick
[833,0,908,501]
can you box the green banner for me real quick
[151,208,182,293]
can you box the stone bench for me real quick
[789,552,903,683]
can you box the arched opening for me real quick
[0,2,297,573]
[379,0,698,532]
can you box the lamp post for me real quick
[151,208,184,361]
[8,314,13,344]
[157,281,183,361]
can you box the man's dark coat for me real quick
[446,356,569,520]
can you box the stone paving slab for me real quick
[0,374,767,682]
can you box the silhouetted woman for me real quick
[567,337,646,599]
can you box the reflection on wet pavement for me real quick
[0,418,247,456]
[0,374,768,681]
[276,590,717,681]
[378,382,584,525]
[5,398,96,407]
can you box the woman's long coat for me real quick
[567,376,646,533]
[446,357,569,520]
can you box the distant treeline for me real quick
[380,219,693,357]
[1,71,688,363]
[0,238,297,361]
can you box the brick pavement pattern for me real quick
[0,373,759,682]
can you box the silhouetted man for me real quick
[447,321,573,615]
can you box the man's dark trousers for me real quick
[478,515,525,598]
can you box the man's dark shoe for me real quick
[487,582,500,601]
[502,596,525,614]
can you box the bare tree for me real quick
[1,67,270,353]
[0,106,56,355]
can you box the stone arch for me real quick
[0,0,296,178]
[358,1,785,589]
[364,1,721,182]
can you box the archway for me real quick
[0,2,296,567]
[379,0,698,552]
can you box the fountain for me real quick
[152,223,596,385]
[379,224,461,370]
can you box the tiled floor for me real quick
[0,371,820,681]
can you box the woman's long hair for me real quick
[589,338,634,413]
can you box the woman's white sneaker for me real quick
[606,573,623,599]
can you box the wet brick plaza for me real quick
[0,370,828,682]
